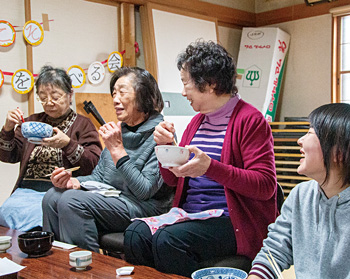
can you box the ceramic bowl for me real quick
[0,236,12,253]
[18,231,54,257]
[69,251,92,270]
[21,121,53,144]
[155,145,190,168]
[191,267,248,279]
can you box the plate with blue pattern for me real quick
[191,267,248,279]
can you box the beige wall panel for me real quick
[201,0,255,13]
[270,14,332,120]
[218,25,242,63]
[255,0,304,13]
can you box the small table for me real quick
[0,226,187,279]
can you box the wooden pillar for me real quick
[139,4,158,81]
[24,0,34,115]
[119,3,136,66]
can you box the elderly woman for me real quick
[42,67,173,252]
[123,40,277,277]
[248,103,350,279]
[0,65,102,232]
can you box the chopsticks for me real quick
[172,137,178,146]
[44,166,81,177]
[264,249,284,279]
[17,107,25,123]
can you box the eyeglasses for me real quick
[36,94,66,105]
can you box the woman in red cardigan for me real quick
[124,40,277,277]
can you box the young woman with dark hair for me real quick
[248,103,350,279]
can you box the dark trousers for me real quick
[42,187,131,252]
[124,216,237,278]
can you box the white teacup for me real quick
[69,251,92,270]
[0,236,12,253]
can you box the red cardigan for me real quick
[160,99,277,260]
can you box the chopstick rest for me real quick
[116,266,134,276]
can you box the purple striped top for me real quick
[182,95,241,215]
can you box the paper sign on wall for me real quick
[88,61,105,84]
[11,69,34,94]
[0,20,16,47]
[67,65,86,88]
[107,51,123,73]
[236,27,290,122]
[0,70,4,88]
[23,20,44,46]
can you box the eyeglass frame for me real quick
[36,93,68,105]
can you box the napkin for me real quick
[0,257,26,276]
[52,240,77,250]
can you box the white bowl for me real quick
[21,121,53,144]
[191,267,248,279]
[69,251,92,270]
[155,145,190,168]
[0,236,12,253]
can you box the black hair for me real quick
[35,65,72,95]
[309,103,350,187]
[176,40,237,96]
[109,67,164,116]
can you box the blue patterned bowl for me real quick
[191,267,248,279]
[21,121,53,144]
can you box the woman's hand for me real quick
[4,108,24,131]
[50,167,81,190]
[42,127,70,148]
[153,121,176,145]
[169,146,211,178]
[99,121,127,164]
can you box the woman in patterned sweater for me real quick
[0,65,102,231]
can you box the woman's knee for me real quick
[42,187,63,210]
[152,227,176,255]
[124,220,151,245]
[56,190,85,215]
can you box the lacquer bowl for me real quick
[18,231,54,257]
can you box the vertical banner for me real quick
[236,27,290,122]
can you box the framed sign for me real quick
[107,51,123,73]
[88,61,105,84]
[67,65,86,88]
[0,20,16,47]
[23,20,44,46]
[0,69,4,88]
[11,69,34,94]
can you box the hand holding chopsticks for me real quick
[44,166,80,177]
[264,249,284,279]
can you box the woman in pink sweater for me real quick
[124,40,277,277]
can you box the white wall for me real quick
[0,0,118,205]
